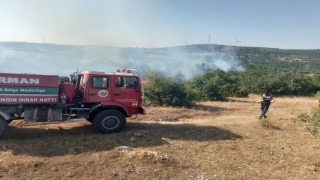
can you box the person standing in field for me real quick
[257,92,275,118]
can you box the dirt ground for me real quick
[0,94,320,179]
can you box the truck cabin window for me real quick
[92,77,108,88]
[116,77,137,89]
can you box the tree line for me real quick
[144,65,320,107]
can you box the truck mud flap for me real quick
[139,107,146,115]
[0,110,11,120]
[24,107,62,121]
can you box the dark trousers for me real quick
[261,105,269,117]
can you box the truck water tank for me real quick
[59,82,75,104]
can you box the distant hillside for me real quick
[235,46,320,73]
[0,42,319,76]
[180,44,320,73]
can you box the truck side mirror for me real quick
[133,81,138,89]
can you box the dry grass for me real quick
[1,94,320,179]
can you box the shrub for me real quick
[186,74,223,101]
[185,87,202,104]
[314,91,320,98]
[296,109,320,138]
[144,71,190,107]
[202,79,223,100]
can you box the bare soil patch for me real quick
[0,94,320,179]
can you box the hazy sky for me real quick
[1,0,319,49]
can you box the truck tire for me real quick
[93,110,126,134]
[0,116,8,137]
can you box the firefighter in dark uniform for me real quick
[257,92,275,118]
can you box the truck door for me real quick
[113,76,140,114]
[87,75,111,103]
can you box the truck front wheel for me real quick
[93,110,126,134]
[0,116,8,137]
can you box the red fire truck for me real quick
[0,68,146,136]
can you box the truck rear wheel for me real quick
[93,110,126,134]
[0,116,8,137]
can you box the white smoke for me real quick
[0,42,245,79]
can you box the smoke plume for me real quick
[0,42,244,79]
